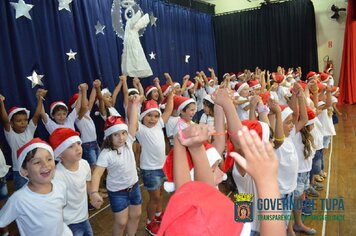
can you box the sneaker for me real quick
[293,224,316,235]
[155,212,164,223]
[312,182,324,191]
[306,186,319,197]
[145,220,160,236]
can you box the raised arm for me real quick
[93,80,106,117]
[180,75,190,95]
[161,90,174,124]
[121,75,129,108]
[88,84,97,112]
[77,83,88,120]
[112,77,123,107]
[32,89,47,126]
[0,95,10,131]
[212,104,225,156]
[132,77,145,103]
[153,77,164,103]
[127,94,140,137]
[164,73,174,86]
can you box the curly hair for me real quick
[300,126,315,159]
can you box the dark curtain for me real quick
[0,0,216,164]
[339,0,356,104]
[214,0,318,79]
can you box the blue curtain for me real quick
[0,0,217,164]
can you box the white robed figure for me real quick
[121,10,153,78]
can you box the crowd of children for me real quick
[0,65,340,236]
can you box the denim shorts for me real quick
[0,176,8,201]
[323,136,331,149]
[310,149,323,181]
[82,141,100,166]
[68,219,93,236]
[141,169,166,191]
[281,192,294,227]
[294,172,310,198]
[108,182,142,213]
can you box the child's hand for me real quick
[153,77,160,85]
[0,94,5,102]
[133,77,140,86]
[177,123,215,148]
[211,88,234,106]
[268,98,281,114]
[163,73,170,79]
[208,67,214,73]
[129,94,141,104]
[79,83,88,91]
[119,75,127,82]
[36,89,47,100]
[90,192,104,209]
[93,79,101,88]
[230,126,278,185]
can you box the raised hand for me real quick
[177,123,215,148]
[211,88,234,106]
[93,79,101,88]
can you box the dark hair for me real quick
[52,105,68,116]
[101,132,127,154]
[300,126,315,159]
[203,100,214,115]
[128,91,139,96]
[11,110,28,121]
[181,102,196,113]
[22,148,38,169]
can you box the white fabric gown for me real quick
[121,11,153,78]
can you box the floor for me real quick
[5,104,356,236]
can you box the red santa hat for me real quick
[161,84,171,96]
[158,181,244,236]
[306,71,319,81]
[203,94,214,105]
[163,143,223,192]
[173,82,181,88]
[49,128,81,159]
[320,72,330,82]
[259,91,270,105]
[234,82,249,94]
[17,138,54,175]
[103,116,128,139]
[145,85,157,97]
[248,79,261,91]
[128,88,139,95]
[317,82,326,92]
[50,101,68,118]
[207,77,214,85]
[68,93,79,110]
[324,66,333,74]
[173,96,196,115]
[8,107,30,121]
[229,72,236,79]
[186,80,194,90]
[274,73,285,84]
[306,107,317,126]
[280,105,294,122]
[140,100,161,121]
[223,120,270,172]
[237,72,244,78]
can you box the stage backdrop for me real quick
[214,0,318,79]
[0,0,217,164]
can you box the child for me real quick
[90,95,141,236]
[95,79,122,120]
[234,82,250,121]
[0,138,72,236]
[172,95,197,136]
[136,93,173,235]
[0,89,47,190]
[41,84,86,134]
[199,95,215,127]
[0,148,10,236]
[50,128,93,235]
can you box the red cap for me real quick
[320,72,330,82]
[306,107,316,126]
[247,80,261,91]
[173,96,195,115]
[140,100,161,121]
[234,82,249,94]
[8,107,30,121]
[145,85,157,97]
[50,101,68,118]
[103,116,128,139]
[186,80,194,90]
[306,71,319,81]
[49,128,81,159]
[161,84,171,96]
[68,93,79,110]
[274,73,285,84]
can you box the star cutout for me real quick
[58,0,72,12]
[185,55,191,63]
[27,70,44,88]
[149,52,156,60]
[66,49,77,60]
[10,0,34,20]
[95,21,106,35]
[149,13,157,27]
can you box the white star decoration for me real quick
[27,70,44,88]
[185,55,190,63]
[66,49,77,60]
[95,21,106,35]
[58,0,72,12]
[149,13,157,27]
[10,0,34,20]
[149,52,156,60]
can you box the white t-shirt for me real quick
[232,164,260,233]
[199,113,214,126]
[43,109,77,134]
[328,76,335,86]
[292,131,314,173]
[4,120,36,171]
[54,159,91,225]
[205,85,216,95]
[0,149,10,178]
[165,116,179,146]
[312,118,324,150]
[75,111,97,143]
[96,135,138,191]
[317,109,336,136]
[136,118,166,170]
[275,128,298,194]
[195,88,207,112]
[237,97,250,121]
[277,86,290,106]
[0,179,72,236]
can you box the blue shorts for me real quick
[68,219,93,236]
[82,141,100,166]
[108,182,142,213]
[141,169,166,191]
[0,176,8,201]
[294,172,310,198]
[281,192,294,227]
[323,136,331,149]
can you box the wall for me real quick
[202,0,346,84]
